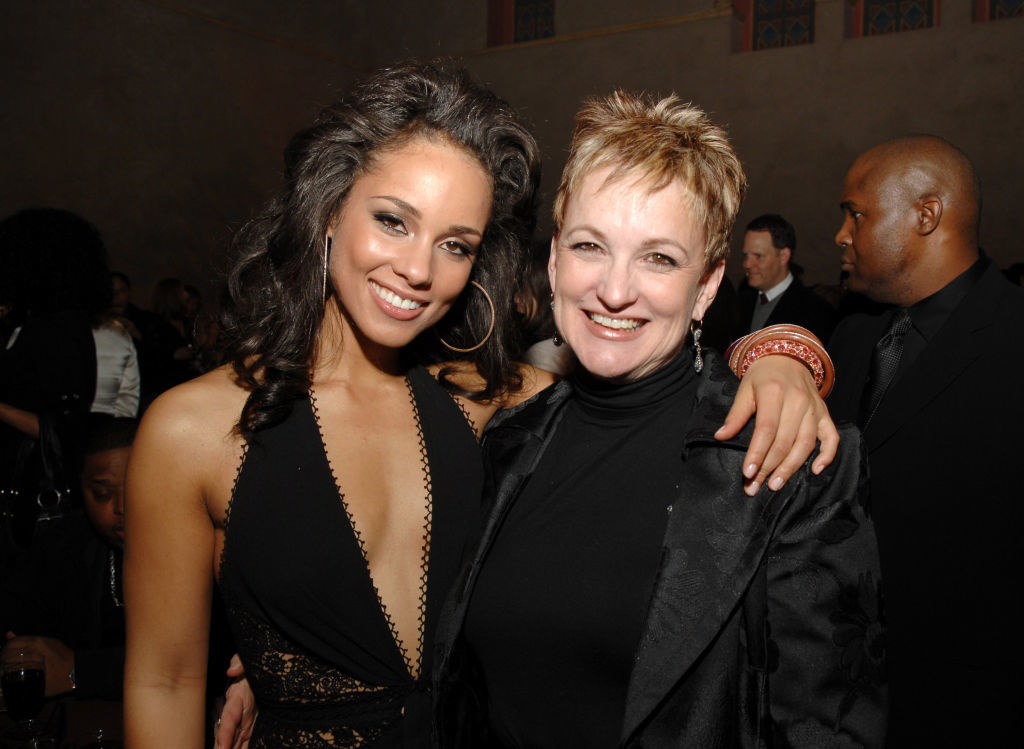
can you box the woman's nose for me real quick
[392,240,433,287]
[596,262,636,310]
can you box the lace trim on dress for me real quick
[407,377,432,680]
[309,381,432,679]
[217,441,250,581]
[227,604,403,748]
[448,394,478,437]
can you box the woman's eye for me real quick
[374,213,406,234]
[571,242,601,253]
[441,240,475,257]
[646,252,677,267]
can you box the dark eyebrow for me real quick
[372,195,421,218]
[372,195,483,238]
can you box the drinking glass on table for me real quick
[1,648,45,732]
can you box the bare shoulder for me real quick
[132,366,248,495]
[139,367,246,443]
[426,362,558,434]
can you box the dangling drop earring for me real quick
[550,295,563,346]
[322,236,331,306]
[691,320,703,373]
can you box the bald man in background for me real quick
[827,135,1024,746]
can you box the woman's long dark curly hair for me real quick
[220,62,541,438]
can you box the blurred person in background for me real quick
[90,312,140,419]
[1,415,135,701]
[183,283,222,373]
[142,277,199,405]
[0,209,108,555]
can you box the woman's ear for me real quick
[325,208,343,242]
[547,233,559,294]
[692,261,726,322]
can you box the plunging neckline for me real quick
[309,375,433,680]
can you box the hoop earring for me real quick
[438,280,495,354]
[691,320,703,374]
[322,237,332,306]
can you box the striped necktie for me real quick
[860,308,913,428]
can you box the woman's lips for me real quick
[589,311,641,331]
[581,309,645,338]
[369,280,427,321]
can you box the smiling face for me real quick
[741,230,789,291]
[81,446,130,549]
[550,168,723,383]
[325,136,493,352]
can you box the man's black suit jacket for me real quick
[740,278,838,341]
[827,259,1024,747]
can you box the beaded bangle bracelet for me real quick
[725,324,835,398]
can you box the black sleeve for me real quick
[765,427,888,746]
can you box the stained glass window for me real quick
[488,0,555,46]
[845,0,939,38]
[972,0,1024,20]
[733,0,815,52]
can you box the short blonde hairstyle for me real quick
[553,91,747,274]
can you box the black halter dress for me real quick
[218,366,482,747]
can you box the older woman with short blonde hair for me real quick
[434,92,886,747]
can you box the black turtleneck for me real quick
[463,351,700,748]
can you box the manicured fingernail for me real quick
[744,463,757,478]
[746,480,759,495]
[769,476,783,491]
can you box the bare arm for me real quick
[0,401,39,439]
[716,355,838,496]
[124,391,217,747]
[215,655,256,749]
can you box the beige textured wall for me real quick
[454,1,1024,286]
[2,0,1021,300]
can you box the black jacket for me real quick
[435,354,886,747]
[827,259,1024,747]
[739,278,838,342]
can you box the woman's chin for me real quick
[571,342,683,383]
[573,350,643,383]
